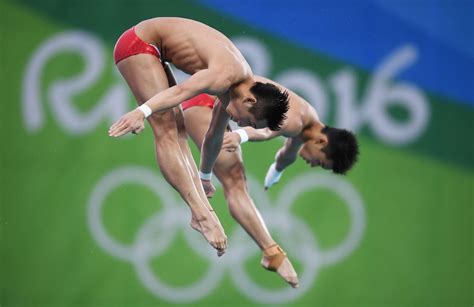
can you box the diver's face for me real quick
[226,85,267,128]
[299,141,333,170]
[226,101,254,126]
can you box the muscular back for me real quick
[136,17,250,78]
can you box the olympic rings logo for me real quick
[87,166,366,303]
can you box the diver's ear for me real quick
[244,96,257,106]
[315,133,329,145]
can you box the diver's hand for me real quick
[201,179,216,198]
[222,132,241,152]
[108,109,145,137]
[264,162,284,190]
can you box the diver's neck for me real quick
[300,121,325,142]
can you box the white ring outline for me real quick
[87,166,366,303]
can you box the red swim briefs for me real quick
[182,93,216,111]
[113,26,161,64]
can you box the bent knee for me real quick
[147,112,179,137]
[215,156,245,181]
[215,165,247,198]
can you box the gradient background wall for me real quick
[1,0,473,306]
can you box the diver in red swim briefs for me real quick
[179,74,359,287]
[108,18,289,257]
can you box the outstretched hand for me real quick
[108,109,146,137]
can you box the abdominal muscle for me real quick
[135,17,244,75]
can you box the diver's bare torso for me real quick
[135,17,251,80]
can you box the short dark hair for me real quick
[249,82,289,131]
[321,126,359,175]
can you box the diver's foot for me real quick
[261,244,299,288]
[190,210,227,256]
